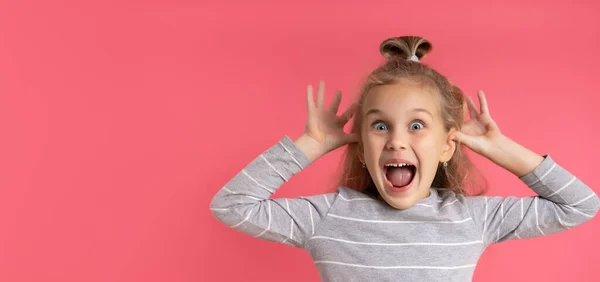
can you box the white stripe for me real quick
[535,197,546,236]
[328,213,472,224]
[572,193,595,206]
[512,202,523,237]
[221,186,263,201]
[309,236,483,246]
[227,194,263,201]
[441,199,459,209]
[285,199,293,240]
[415,199,459,211]
[278,141,303,169]
[520,198,523,220]
[210,208,229,212]
[482,196,488,242]
[339,193,456,211]
[539,163,556,181]
[313,261,476,270]
[528,163,556,186]
[308,202,315,235]
[546,176,576,197]
[323,195,331,208]
[242,169,274,193]
[230,207,255,228]
[497,201,504,241]
[260,154,288,182]
[339,194,374,201]
[500,202,504,223]
[540,163,556,180]
[565,205,594,218]
[245,195,262,201]
[255,200,272,238]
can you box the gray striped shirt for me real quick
[210,135,600,282]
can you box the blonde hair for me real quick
[336,35,487,197]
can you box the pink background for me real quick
[1,0,599,281]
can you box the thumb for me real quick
[451,131,470,145]
[341,132,359,145]
[452,131,484,154]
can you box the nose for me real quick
[385,130,408,151]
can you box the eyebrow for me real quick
[365,108,433,118]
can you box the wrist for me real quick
[487,134,511,159]
[293,134,326,162]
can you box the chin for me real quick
[376,177,423,210]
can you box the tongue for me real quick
[386,167,414,187]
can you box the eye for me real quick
[372,120,388,131]
[410,120,425,130]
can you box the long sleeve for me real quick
[209,135,337,248]
[461,155,600,246]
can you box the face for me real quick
[361,80,456,209]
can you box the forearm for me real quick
[475,139,600,244]
[211,135,311,210]
[488,134,545,178]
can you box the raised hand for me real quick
[295,80,358,162]
[452,90,502,158]
[452,90,544,177]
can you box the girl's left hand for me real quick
[451,90,503,158]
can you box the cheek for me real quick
[411,131,442,160]
[362,134,384,157]
[412,131,436,147]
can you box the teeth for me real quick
[384,163,412,167]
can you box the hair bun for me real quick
[379,36,432,61]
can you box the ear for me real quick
[356,133,366,162]
[355,141,366,164]
[440,128,458,162]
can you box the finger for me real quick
[466,96,479,119]
[338,103,358,125]
[451,131,461,142]
[329,90,342,114]
[451,131,469,145]
[478,90,490,115]
[306,84,315,115]
[316,80,325,108]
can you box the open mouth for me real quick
[383,163,416,191]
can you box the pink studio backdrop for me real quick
[1,1,599,281]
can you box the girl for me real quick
[210,36,599,282]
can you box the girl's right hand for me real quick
[294,80,359,162]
